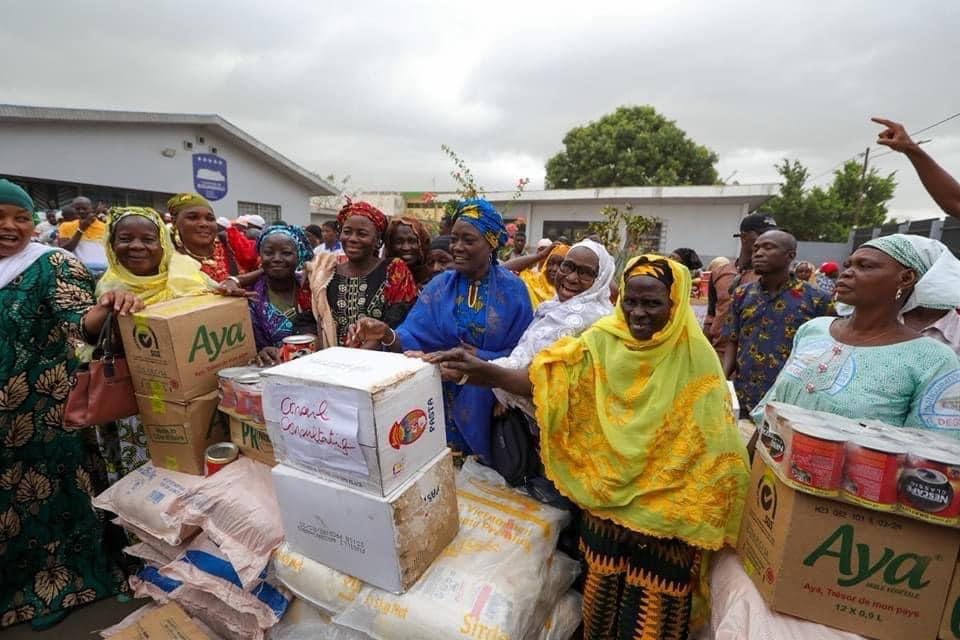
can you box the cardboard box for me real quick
[738,456,960,640]
[111,603,210,640]
[942,557,960,639]
[119,295,256,403]
[261,347,446,497]
[272,448,458,594]
[229,415,276,466]
[137,390,228,475]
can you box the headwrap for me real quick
[0,179,38,224]
[256,224,314,268]
[518,244,570,309]
[167,192,213,216]
[429,235,452,253]
[97,206,215,305]
[494,239,615,413]
[337,198,387,236]
[624,254,675,292]
[794,260,816,283]
[531,253,750,626]
[453,198,508,252]
[707,256,730,272]
[385,216,431,264]
[819,261,839,276]
[863,234,960,313]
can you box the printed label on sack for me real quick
[264,382,367,475]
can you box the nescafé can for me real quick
[786,421,847,495]
[842,435,906,510]
[280,334,317,362]
[217,366,258,410]
[205,442,239,476]
[898,447,960,525]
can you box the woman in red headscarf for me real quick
[385,216,432,289]
[305,199,417,347]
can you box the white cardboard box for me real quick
[261,348,446,497]
[272,448,459,594]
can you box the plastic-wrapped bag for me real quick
[92,463,201,545]
[160,533,291,629]
[521,552,580,639]
[268,599,372,640]
[333,459,571,639]
[114,517,195,561]
[531,590,582,640]
[272,544,363,616]
[99,602,225,639]
[167,458,284,588]
[709,549,868,640]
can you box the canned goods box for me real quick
[229,415,276,467]
[272,448,458,594]
[136,390,228,476]
[119,295,256,403]
[261,347,446,497]
[942,556,960,640]
[757,402,960,528]
[738,455,960,640]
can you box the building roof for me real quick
[435,184,779,209]
[0,104,337,195]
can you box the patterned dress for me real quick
[326,258,417,346]
[0,251,124,627]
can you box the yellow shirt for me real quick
[59,218,106,241]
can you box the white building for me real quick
[0,105,336,225]
[437,184,779,261]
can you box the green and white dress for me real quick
[753,317,960,435]
[0,250,124,628]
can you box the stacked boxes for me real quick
[261,347,458,593]
[119,295,255,474]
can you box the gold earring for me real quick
[895,287,903,300]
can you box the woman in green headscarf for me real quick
[0,180,142,630]
[754,234,960,433]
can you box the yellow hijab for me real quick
[518,244,569,309]
[96,207,214,305]
[532,254,749,548]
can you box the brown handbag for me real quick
[64,310,139,430]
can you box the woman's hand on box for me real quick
[257,347,282,367]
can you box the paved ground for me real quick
[4,597,145,639]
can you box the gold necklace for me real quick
[467,281,481,310]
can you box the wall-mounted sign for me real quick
[192,153,228,201]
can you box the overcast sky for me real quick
[3,0,959,220]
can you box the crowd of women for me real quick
[3,171,960,639]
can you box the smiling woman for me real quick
[385,216,431,288]
[169,192,258,283]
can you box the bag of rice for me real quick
[267,599,372,640]
[332,459,571,639]
[168,458,283,588]
[530,590,582,640]
[125,542,177,567]
[113,517,196,561]
[93,463,201,545]
[272,544,362,616]
[520,552,580,639]
[160,533,291,629]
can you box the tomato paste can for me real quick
[898,447,960,525]
[217,366,257,411]
[234,372,263,423]
[205,442,239,476]
[280,334,317,362]
[842,435,906,510]
[786,421,847,494]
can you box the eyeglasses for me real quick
[557,260,599,281]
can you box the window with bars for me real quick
[237,201,281,224]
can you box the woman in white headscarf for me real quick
[897,235,960,355]
[425,238,616,416]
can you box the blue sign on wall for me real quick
[192,153,228,201]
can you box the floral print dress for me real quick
[0,251,123,627]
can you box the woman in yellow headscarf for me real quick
[506,243,570,308]
[97,206,215,304]
[436,255,749,639]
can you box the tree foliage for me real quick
[587,204,659,276]
[758,159,897,241]
[544,106,719,189]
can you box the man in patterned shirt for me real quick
[721,230,835,415]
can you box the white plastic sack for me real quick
[532,590,582,640]
[333,459,572,640]
[167,458,284,589]
[93,463,201,545]
[272,544,363,616]
[521,552,581,639]
[267,599,372,640]
[709,549,868,640]
[160,533,291,629]
[113,517,195,561]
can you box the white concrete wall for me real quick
[490,199,749,262]
[0,121,314,225]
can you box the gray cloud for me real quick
[2,0,959,220]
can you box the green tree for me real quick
[758,159,896,241]
[587,203,659,276]
[544,105,719,189]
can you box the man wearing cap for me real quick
[244,214,265,240]
[703,212,779,360]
